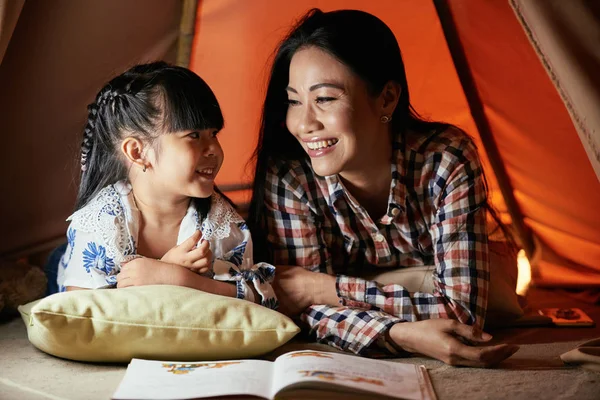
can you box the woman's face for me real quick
[286,46,384,177]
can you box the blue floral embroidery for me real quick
[227,242,246,267]
[239,222,248,231]
[61,228,77,267]
[262,297,279,310]
[82,242,115,275]
[105,275,117,286]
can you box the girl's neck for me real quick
[130,181,190,228]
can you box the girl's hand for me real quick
[161,230,213,274]
[389,319,520,367]
[116,257,188,288]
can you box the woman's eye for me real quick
[211,131,219,138]
[188,132,199,139]
[316,97,336,104]
[286,99,301,107]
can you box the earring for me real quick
[380,115,392,123]
[142,165,147,172]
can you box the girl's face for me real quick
[285,46,384,177]
[149,129,224,199]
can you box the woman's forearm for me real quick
[312,272,341,306]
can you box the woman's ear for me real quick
[380,81,401,117]
[120,137,148,171]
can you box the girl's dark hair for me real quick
[248,9,510,262]
[76,61,224,214]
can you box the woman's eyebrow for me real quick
[286,82,344,93]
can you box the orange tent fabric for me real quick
[189,0,600,287]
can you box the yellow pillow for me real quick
[18,285,299,363]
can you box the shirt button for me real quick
[374,233,385,243]
[391,208,400,217]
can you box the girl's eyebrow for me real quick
[286,82,344,93]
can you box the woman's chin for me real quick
[310,160,342,177]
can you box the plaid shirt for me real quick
[263,127,489,356]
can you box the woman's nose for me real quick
[296,106,321,135]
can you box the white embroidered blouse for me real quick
[57,181,278,309]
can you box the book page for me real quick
[271,350,430,400]
[112,358,274,400]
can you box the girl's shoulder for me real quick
[204,191,245,230]
[67,181,130,232]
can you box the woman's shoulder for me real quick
[405,125,481,166]
[266,157,320,194]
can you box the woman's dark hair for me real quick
[76,61,224,215]
[248,9,510,262]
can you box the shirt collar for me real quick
[323,132,407,218]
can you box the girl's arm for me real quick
[58,226,119,291]
[115,256,237,297]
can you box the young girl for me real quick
[57,62,277,309]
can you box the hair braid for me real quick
[79,87,128,172]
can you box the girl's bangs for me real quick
[160,72,224,133]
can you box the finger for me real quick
[190,257,211,269]
[448,341,520,367]
[186,240,210,259]
[189,265,210,274]
[116,274,130,288]
[448,321,493,342]
[181,230,202,251]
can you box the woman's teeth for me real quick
[307,139,338,150]
[197,168,214,175]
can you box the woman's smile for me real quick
[304,137,339,157]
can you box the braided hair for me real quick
[76,61,224,212]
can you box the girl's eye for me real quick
[187,132,200,139]
[286,99,301,107]
[316,97,336,104]
[211,131,219,138]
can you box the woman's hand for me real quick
[389,319,520,367]
[161,230,213,274]
[117,257,188,288]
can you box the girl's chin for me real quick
[192,184,215,198]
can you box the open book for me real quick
[112,350,436,400]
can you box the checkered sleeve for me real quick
[336,138,489,331]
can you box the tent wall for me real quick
[0,0,182,257]
[190,0,600,286]
[445,1,600,285]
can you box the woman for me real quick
[248,9,518,367]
